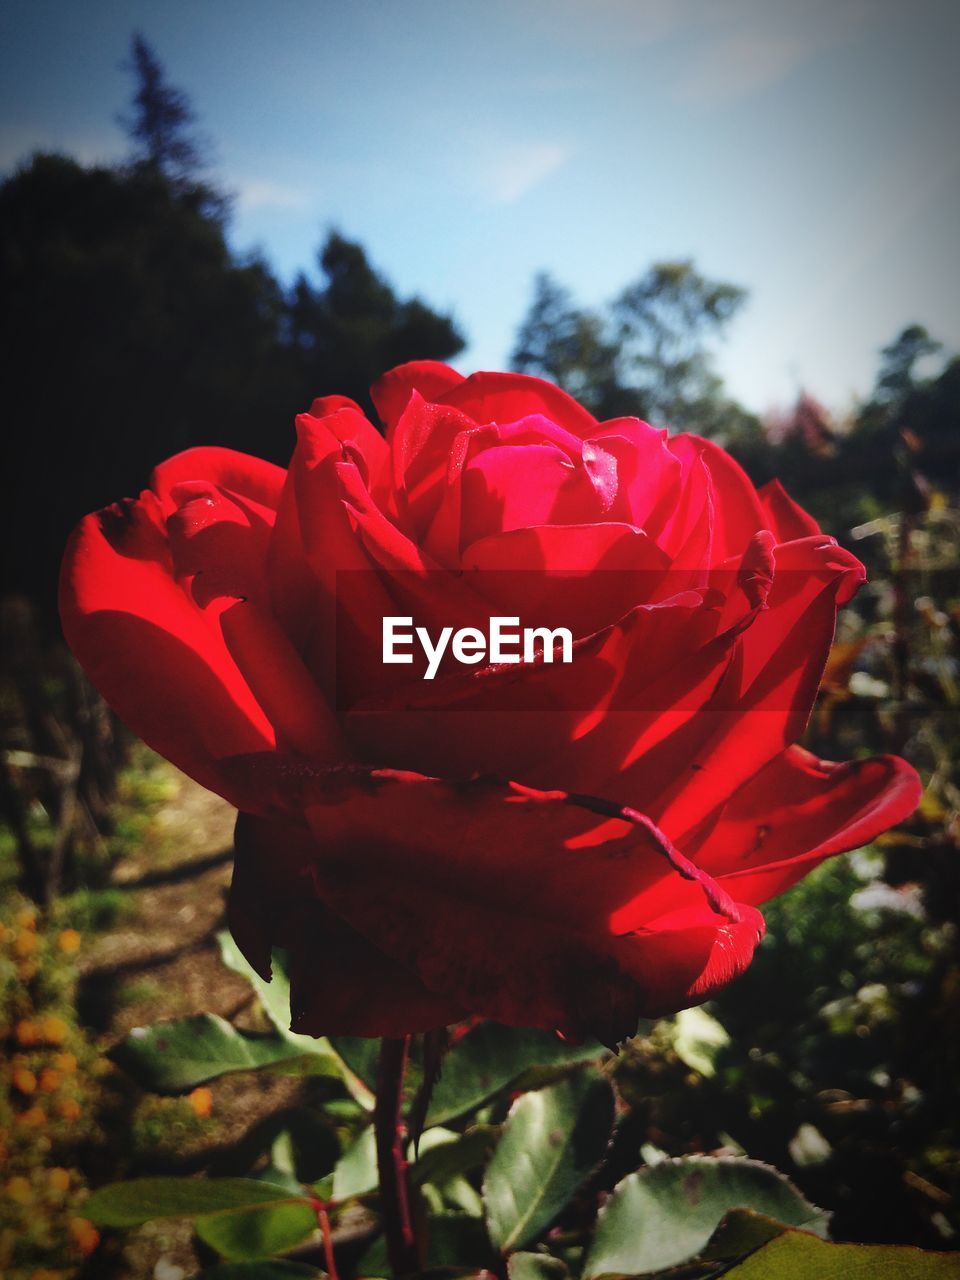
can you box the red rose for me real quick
[60,363,921,1045]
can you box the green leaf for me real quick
[669,1006,730,1078]
[84,1177,308,1227]
[198,1264,323,1280]
[583,1157,829,1278]
[260,1113,340,1187]
[217,932,303,1041]
[332,1125,379,1200]
[327,1036,381,1090]
[217,932,374,1109]
[508,1252,571,1279]
[195,1201,317,1261]
[412,1125,498,1190]
[359,1212,493,1274]
[428,1022,605,1126]
[701,1208,794,1261]
[111,1013,342,1093]
[484,1072,614,1253]
[722,1230,960,1278]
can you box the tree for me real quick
[511,273,619,412]
[0,154,284,605]
[121,33,208,188]
[612,261,746,431]
[874,324,942,405]
[511,261,750,435]
[285,231,465,421]
[2,40,469,611]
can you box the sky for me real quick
[2,0,958,414]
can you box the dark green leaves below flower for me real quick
[111,1012,342,1092]
[720,1230,960,1278]
[83,1177,310,1227]
[194,1200,318,1262]
[484,1072,615,1253]
[583,1156,828,1277]
[427,1021,606,1126]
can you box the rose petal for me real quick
[650,537,867,842]
[280,413,410,705]
[299,399,389,483]
[59,500,275,804]
[461,522,670,637]
[220,600,343,759]
[388,393,480,537]
[151,446,286,515]
[419,414,610,565]
[371,360,466,431]
[592,419,682,529]
[166,482,272,610]
[668,435,767,561]
[616,904,765,1016]
[758,479,822,541]
[231,813,466,1035]
[699,745,922,902]
[262,766,758,1042]
[458,442,602,546]
[344,591,717,784]
[437,370,599,438]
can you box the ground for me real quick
[75,758,311,1280]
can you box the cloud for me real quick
[674,31,813,103]
[672,0,886,105]
[471,141,571,205]
[233,177,309,213]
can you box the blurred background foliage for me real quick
[1,35,958,1278]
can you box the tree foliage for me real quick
[284,230,464,421]
[511,261,752,437]
[121,33,209,186]
[0,39,464,608]
[0,153,284,601]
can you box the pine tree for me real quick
[121,33,207,184]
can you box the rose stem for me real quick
[374,1035,420,1277]
[316,1203,339,1280]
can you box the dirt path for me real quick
[78,765,251,1038]
[76,758,311,1280]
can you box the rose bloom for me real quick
[60,363,920,1046]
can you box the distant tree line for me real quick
[512,275,959,536]
[0,36,464,606]
[2,34,956,610]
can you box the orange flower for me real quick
[16,907,38,930]
[188,1086,214,1118]
[6,1174,34,1205]
[57,1097,81,1122]
[53,1052,78,1075]
[12,1065,38,1094]
[15,1018,38,1046]
[48,1166,71,1193]
[37,1014,69,1045]
[14,929,39,959]
[38,1068,61,1093]
[57,928,82,954]
[17,1104,47,1127]
[68,1216,100,1256]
